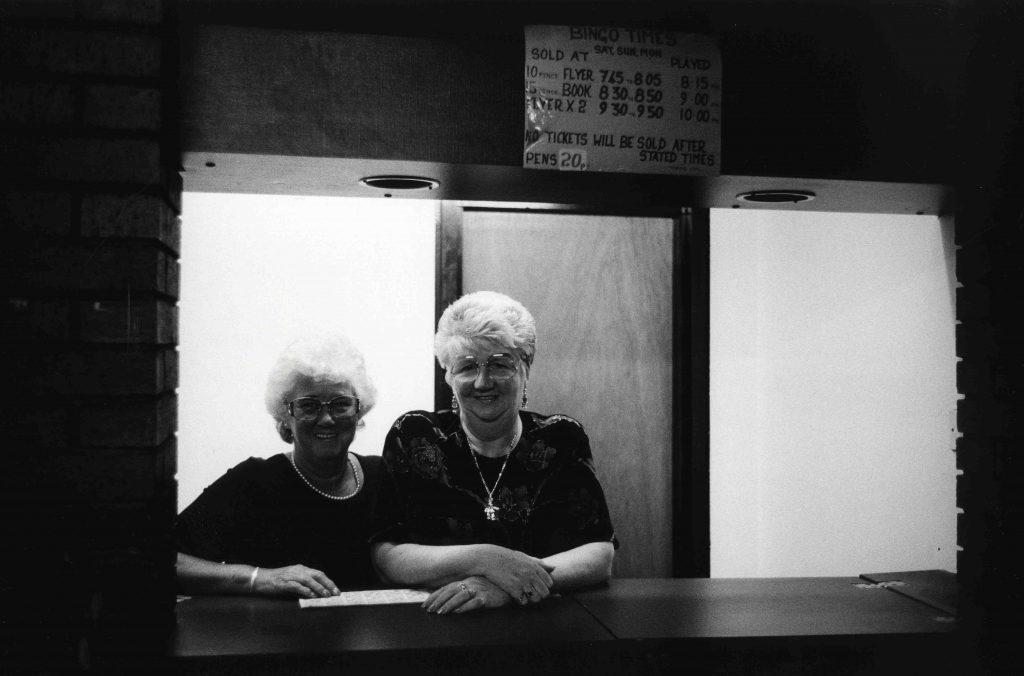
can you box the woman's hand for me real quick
[473,545,555,605]
[255,564,340,598]
[423,576,513,614]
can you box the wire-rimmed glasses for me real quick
[287,395,360,421]
[448,353,520,383]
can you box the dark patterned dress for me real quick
[175,453,384,589]
[374,410,618,557]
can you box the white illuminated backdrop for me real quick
[177,193,436,511]
[710,209,958,576]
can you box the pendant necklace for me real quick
[467,423,521,521]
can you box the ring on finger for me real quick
[459,582,470,594]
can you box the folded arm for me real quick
[371,541,554,603]
[413,540,614,615]
[541,540,615,591]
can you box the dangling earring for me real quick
[279,421,294,443]
[521,384,528,408]
[451,394,459,411]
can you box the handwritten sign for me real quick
[524,25,721,176]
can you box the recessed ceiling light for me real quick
[736,190,816,204]
[359,176,439,191]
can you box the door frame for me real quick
[435,201,711,577]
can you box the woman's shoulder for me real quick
[521,411,590,457]
[389,409,459,438]
[182,454,290,511]
[352,452,384,477]
[214,454,291,487]
[226,454,289,474]
[523,411,586,435]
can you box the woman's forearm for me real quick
[176,552,258,595]
[541,541,615,591]
[371,542,496,587]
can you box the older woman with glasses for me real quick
[175,333,384,598]
[372,291,617,614]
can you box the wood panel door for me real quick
[457,208,676,577]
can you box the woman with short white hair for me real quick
[175,333,384,598]
[372,291,617,614]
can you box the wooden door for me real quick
[456,208,676,577]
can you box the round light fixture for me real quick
[736,190,816,204]
[359,175,439,191]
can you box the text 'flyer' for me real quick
[524,25,722,176]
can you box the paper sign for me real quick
[524,25,722,176]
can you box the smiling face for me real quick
[446,341,528,442]
[284,374,358,468]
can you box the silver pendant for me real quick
[484,503,499,521]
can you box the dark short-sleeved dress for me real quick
[375,410,618,557]
[174,453,384,589]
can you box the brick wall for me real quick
[0,1,179,673]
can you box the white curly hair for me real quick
[434,291,537,370]
[264,333,377,426]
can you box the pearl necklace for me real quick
[289,454,361,500]
[466,423,521,521]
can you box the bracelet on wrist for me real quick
[248,566,260,593]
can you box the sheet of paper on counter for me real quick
[299,588,430,608]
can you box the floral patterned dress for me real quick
[374,410,618,557]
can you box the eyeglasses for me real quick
[448,353,520,382]
[287,395,360,421]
